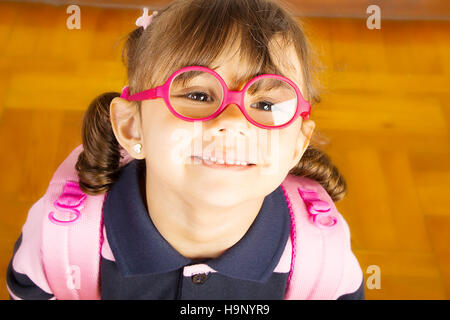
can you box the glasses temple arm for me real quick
[120,85,158,101]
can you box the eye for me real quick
[251,101,273,111]
[185,91,214,102]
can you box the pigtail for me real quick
[76,92,123,195]
[289,144,347,202]
[75,24,146,195]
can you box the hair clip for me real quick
[136,8,158,30]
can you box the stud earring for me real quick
[133,143,142,154]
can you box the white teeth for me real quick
[196,155,251,166]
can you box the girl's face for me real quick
[111,40,315,208]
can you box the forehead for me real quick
[209,37,302,90]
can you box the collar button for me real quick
[191,273,208,284]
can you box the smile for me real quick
[190,156,257,170]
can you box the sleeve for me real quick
[5,197,55,300]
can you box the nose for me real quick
[210,103,249,137]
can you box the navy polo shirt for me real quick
[101,160,292,299]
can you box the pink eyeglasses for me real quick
[120,65,311,129]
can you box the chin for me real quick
[189,185,254,208]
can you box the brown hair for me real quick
[76,0,347,201]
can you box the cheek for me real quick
[140,103,194,170]
[263,122,301,165]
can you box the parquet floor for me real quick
[0,2,449,300]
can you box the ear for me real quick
[110,97,145,159]
[290,119,315,168]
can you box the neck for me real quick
[143,174,264,260]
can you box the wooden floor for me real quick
[0,2,449,300]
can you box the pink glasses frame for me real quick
[120,65,311,129]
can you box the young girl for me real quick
[6,0,364,300]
